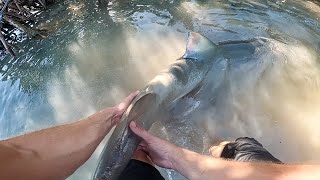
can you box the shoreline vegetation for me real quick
[0,0,54,57]
[0,0,111,58]
[0,0,318,58]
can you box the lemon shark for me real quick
[93,32,219,180]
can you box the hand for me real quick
[92,91,139,133]
[209,141,231,158]
[111,91,139,125]
[129,121,180,169]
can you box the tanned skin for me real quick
[0,91,139,180]
[129,121,320,180]
[1,90,320,180]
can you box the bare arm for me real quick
[0,91,138,180]
[172,147,320,180]
[129,121,320,180]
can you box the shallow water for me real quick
[0,0,319,179]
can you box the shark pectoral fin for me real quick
[182,32,218,60]
[169,96,201,120]
[125,92,158,129]
[217,39,256,46]
[184,82,203,98]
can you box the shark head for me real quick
[182,32,218,63]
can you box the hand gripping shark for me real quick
[93,32,219,180]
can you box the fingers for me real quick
[111,91,139,125]
[139,141,147,148]
[132,146,154,165]
[209,141,231,158]
[129,121,154,142]
[138,142,148,152]
[117,91,139,113]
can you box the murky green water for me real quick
[0,0,319,179]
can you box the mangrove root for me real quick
[0,0,51,57]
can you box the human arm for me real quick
[129,121,320,180]
[0,91,138,180]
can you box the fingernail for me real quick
[131,121,137,127]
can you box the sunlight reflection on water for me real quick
[0,0,319,179]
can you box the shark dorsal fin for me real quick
[182,32,218,61]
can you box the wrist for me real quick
[170,145,184,170]
[170,147,208,180]
[170,146,199,177]
[86,107,118,135]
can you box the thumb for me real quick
[129,121,153,142]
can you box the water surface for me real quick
[0,0,319,179]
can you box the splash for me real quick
[191,38,320,163]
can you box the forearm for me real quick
[172,147,320,180]
[172,149,282,180]
[0,108,117,180]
